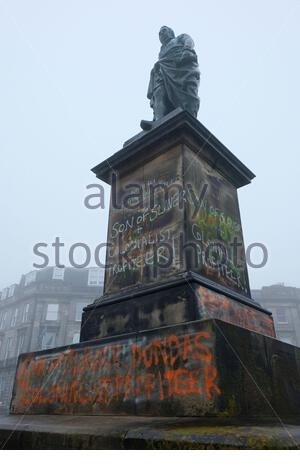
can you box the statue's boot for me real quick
[140,119,154,131]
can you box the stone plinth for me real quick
[7,110,291,451]
[10,320,299,418]
[82,109,274,341]
[80,274,275,341]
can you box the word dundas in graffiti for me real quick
[13,330,221,411]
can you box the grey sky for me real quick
[0,0,299,290]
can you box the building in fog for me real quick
[0,266,103,412]
[252,283,300,347]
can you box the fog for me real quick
[0,0,299,290]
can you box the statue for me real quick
[140,26,200,131]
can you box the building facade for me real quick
[252,284,300,347]
[0,267,103,413]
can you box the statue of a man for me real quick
[141,26,200,130]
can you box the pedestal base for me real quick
[10,319,299,418]
[81,272,275,341]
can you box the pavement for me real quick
[1,414,300,449]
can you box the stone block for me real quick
[10,320,299,418]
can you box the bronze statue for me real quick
[141,26,200,131]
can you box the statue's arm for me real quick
[147,68,155,101]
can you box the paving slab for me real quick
[1,414,300,449]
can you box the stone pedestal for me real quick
[9,319,300,419]
[6,109,300,450]
[81,109,274,341]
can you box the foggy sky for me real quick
[0,0,299,290]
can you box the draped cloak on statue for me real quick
[147,33,200,117]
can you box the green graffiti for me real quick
[195,206,240,242]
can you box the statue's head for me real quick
[159,26,175,45]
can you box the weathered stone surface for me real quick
[93,109,255,188]
[195,283,275,337]
[101,138,250,297]
[10,320,299,418]
[1,414,300,450]
[183,144,250,296]
[104,144,184,295]
[81,277,274,342]
[81,278,193,340]
[84,110,273,348]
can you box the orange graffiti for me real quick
[197,286,275,337]
[13,329,221,413]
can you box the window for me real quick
[46,304,59,321]
[53,267,65,281]
[277,308,288,324]
[72,333,80,344]
[4,337,13,360]
[88,268,103,286]
[41,331,56,350]
[75,302,86,322]
[24,271,37,286]
[0,312,7,330]
[8,285,16,298]
[23,304,30,322]
[16,333,26,356]
[1,288,8,300]
[11,309,18,328]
